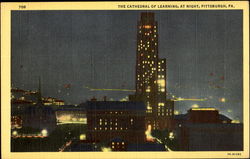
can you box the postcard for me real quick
[1,1,249,159]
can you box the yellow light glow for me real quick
[174,110,179,115]
[41,129,48,137]
[145,125,154,141]
[143,25,152,29]
[146,88,150,92]
[80,134,86,140]
[219,98,226,102]
[191,108,217,111]
[169,132,174,140]
[101,147,111,152]
[191,104,199,108]
[158,103,164,106]
[157,79,165,87]
[227,109,232,113]
[12,131,18,136]
[231,120,240,123]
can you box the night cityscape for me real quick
[11,11,243,152]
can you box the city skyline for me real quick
[11,10,243,121]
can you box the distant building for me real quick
[43,97,65,106]
[21,78,57,133]
[175,107,243,151]
[129,12,174,130]
[22,105,57,132]
[86,101,146,151]
[55,105,86,124]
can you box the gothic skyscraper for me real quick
[130,12,174,130]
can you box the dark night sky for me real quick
[11,10,243,121]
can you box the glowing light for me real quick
[157,79,165,87]
[191,104,199,108]
[145,125,154,141]
[101,147,111,152]
[80,134,86,140]
[169,132,174,140]
[174,98,207,102]
[191,108,217,111]
[227,109,232,113]
[220,98,226,102]
[174,110,179,115]
[231,120,240,123]
[12,131,18,136]
[41,129,48,137]
[158,103,164,106]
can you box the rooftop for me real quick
[86,101,146,111]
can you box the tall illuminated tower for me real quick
[130,12,174,130]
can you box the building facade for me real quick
[129,12,174,130]
[86,101,146,151]
[174,108,242,151]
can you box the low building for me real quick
[175,107,243,151]
[86,101,146,150]
[177,123,243,151]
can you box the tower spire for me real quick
[37,76,43,105]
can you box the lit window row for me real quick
[94,127,129,130]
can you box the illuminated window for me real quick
[158,103,165,106]
[143,25,152,29]
[157,79,165,87]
